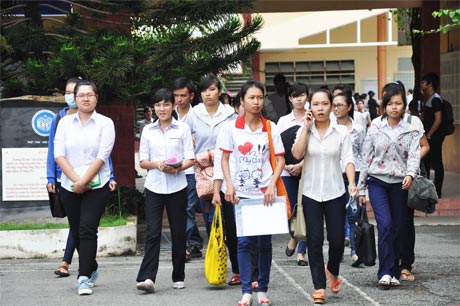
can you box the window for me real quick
[265,60,355,93]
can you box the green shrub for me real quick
[105,186,144,220]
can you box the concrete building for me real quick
[247,1,459,172]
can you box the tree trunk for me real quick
[410,8,422,105]
[24,1,42,27]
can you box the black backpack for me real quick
[441,98,455,136]
[280,125,302,165]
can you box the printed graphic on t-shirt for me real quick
[236,141,268,194]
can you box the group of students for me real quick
[47,75,425,306]
[138,75,425,306]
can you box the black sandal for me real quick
[54,264,70,277]
[285,246,295,257]
[297,259,309,266]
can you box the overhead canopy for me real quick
[255,9,394,51]
[252,0,423,13]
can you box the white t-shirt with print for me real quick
[219,117,285,199]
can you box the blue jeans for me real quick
[367,176,408,280]
[343,173,360,256]
[238,235,272,294]
[282,176,307,254]
[185,174,203,248]
[200,199,215,237]
[63,229,76,264]
[344,215,350,239]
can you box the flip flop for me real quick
[400,269,415,281]
[325,265,341,294]
[54,264,70,277]
[228,275,242,286]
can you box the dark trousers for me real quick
[303,194,346,290]
[368,177,408,279]
[185,174,203,249]
[63,229,76,264]
[282,176,307,254]
[200,199,214,237]
[136,188,187,283]
[220,192,239,274]
[424,134,445,198]
[400,206,415,271]
[60,184,110,278]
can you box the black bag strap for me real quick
[359,203,369,223]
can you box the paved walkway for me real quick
[1,225,459,306]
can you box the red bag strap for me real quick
[266,120,291,219]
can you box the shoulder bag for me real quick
[195,150,214,200]
[408,174,438,214]
[266,120,291,220]
[354,203,376,266]
[289,127,308,240]
[204,204,227,286]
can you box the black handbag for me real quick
[49,183,66,218]
[354,203,376,266]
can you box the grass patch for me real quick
[0,215,128,231]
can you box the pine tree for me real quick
[1,0,263,102]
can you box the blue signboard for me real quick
[8,1,71,16]
[31,109,56,137]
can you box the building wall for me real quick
[259,45,413,95]
[258,13,413,94]
[441,51,460,172]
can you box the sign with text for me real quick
[0,99,64,206]
[2,148,48,201]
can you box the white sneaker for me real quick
[78,276,93,295]
[378,274,392,288]
[137,279,155,293]
[88,269,99,288]
[390,276,401,287]
[173,281,185,289]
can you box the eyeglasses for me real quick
[75,93,97,99]
[332,104,346,110]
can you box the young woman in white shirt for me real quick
[54,80,115,296]
[332,93,366,267]
[292,88,357,304]
[219,79,285,306]
[277,82,309,266]
[135,88,195,293]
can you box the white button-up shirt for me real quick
[294,122,354,202]
[140,119,195,194]
[380,117,407,141]
[54,111,115,192]
[175,105,194,175]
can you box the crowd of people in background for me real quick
[48,71,447,305]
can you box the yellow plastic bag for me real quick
[204,204,227,286]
